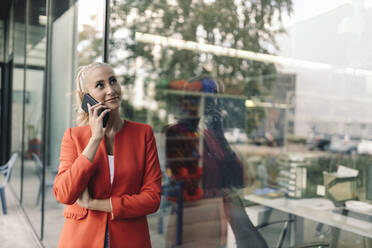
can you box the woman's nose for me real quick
[106,85,116,95]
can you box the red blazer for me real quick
[53,121,162,248]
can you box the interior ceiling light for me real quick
[135,32,372,77]
[39,15,47,26]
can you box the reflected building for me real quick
[277,2,372,138]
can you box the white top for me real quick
[108,155,114,184]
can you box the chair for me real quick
[256,217,329,248]
[0,153,18,214]
[31,153,57,205]
[228,193,330,248]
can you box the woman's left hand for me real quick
[77,188,91,209]
[76,188,112,212]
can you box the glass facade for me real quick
[0,20,3,63]
[76,0,105,66]
[44,0,77,246]
[10,0,26,205]
[1,0,372,247]
[23,0,47,237]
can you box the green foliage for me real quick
[121,99,147,123]
[77,17,103,66]
[76,2,295,137]
[111,0,292,86]
[287,135,306,144]
[120,99,168,131]
[110,0,292,133]
[245,107,265,134]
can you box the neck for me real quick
[105,110,123,135]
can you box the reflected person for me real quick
[165,76,268,248]
[198,76,268,248]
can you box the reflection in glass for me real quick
[22,0,47,238]
[14,3,26,65]
[7,4,14,58]
[108,0,297,247]
[0,20,3,62]
[11,68,25,200]
[10,0,27,201]
[77,0,105,65]
[162,77,269,247]
[43,1,78,247]
[23,68,44,237]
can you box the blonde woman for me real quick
[53,62,162,248]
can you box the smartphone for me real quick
[81,93,110,128]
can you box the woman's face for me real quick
[84,65,122,111]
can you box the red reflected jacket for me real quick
[53,121,162,248]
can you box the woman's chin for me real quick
[107,105,120,112]
[104,101,120,109]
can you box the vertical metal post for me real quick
[41,0,53,240]
[198,95,205,168]
[0,2,13,167]
[103,0,110,63]
[21,0,30,204]
[284,91,293,152]
[176,181,184,245]
[71,0,78,127]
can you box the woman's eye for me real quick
[96,82,104,88]
[110,78,117,84]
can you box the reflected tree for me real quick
[109,0,293,132]
[77,16,103,66]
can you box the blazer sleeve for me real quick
[53,128,98,205]
[110,127,162,220]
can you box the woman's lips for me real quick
[104,97,119,102]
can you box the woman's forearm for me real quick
[80,137,111,212]
[89,198,112,212]
[82,137,102,162]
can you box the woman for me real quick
[53,62,162,248]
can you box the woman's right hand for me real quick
[87,103,111,140]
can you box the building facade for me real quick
[1,0,372,247]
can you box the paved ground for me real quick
[0,187,41,248]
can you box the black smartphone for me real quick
[81,93,110,128]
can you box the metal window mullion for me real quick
[20,0,30,204]
[40,0,53,241]
[1,2,14,165]
[103,0,110,63]
[71,0,78,127]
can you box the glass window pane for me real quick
[13,0,27,65]
[23,0,47,239]
[42,0,105,246]
[77,0,105,65]
[0,20,4,62]
[7,3,14,57]
[10,0,26,203]
[11,67,25,200]
[109,1,372,247]
[43,0,78,247]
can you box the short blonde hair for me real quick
[75,62,112,126]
